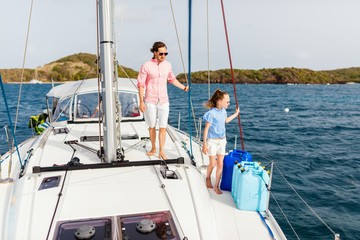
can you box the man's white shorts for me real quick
[144,102,169,128]
[207,138,227,156]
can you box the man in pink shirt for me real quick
[137,41,189,159]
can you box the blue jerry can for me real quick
[220,150,253,191]
[231,163,241,198]
[235,162,269,212]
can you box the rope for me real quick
[169,0,199,139]
[14,0,34,133]
[188,0,193,157]
[273,162,338,237]
[220,0,245,151]
[257,211,276,240]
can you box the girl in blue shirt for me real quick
[202,89,239,194]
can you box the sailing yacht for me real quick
[29,68,42,84]
[0,0,287,239]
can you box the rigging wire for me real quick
[220,0,245,151]
[113,0,139,90]
[270,192,301,240]
[260,154,339,238]
[96,0,103,153]
[169,0,199,140]
[187,0,193,157]
[169,0,188,85]
[207,0,211,100]
[0,75,23,168]
[118,64,137,88]
[14,0,34,133]
[273,162,338,237]
[115,0,127,55]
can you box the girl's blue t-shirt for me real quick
[203,107,227,139]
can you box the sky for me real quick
[1,0,360,75]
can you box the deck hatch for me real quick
[53,127,69,135]
[53,218,112,240]
[118,211,180,240]
[39,176,61,190]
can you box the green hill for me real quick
[1,53,360,84]
[176,67,360,84]
[0,53,138,83]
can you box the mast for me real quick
[98,0,117,162]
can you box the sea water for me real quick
[1,83,359,239]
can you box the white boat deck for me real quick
[0,121,287,239]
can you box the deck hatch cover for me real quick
[119,211,180,240]
[39,176,61,190]
[53,127,69,135]
[54,218,111,240]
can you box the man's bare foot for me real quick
[146,149,156,156]
[158,152,168,160]
[214,187,223,195]
[206,177,213,188]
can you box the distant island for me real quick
[1,53,360,84]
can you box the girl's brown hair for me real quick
[203,89,228,109]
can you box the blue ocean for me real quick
[1,83,359,239]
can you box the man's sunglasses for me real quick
[159,52,168,56]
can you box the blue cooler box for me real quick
[235,161,269,212]
[220,150,252,191]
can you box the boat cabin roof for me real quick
[46,78,138,100]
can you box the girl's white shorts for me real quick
[144,102,169,128]
[207,138,227,156]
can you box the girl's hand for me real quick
[202,144,208,155]
[139,102,145,113]
[235,107,240,115]
[184,85,189,92]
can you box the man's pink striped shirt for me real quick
[137,58,176,105]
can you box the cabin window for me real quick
[53,92,140,121]
[52,97,72,122]
[76,93,100,119]
[73,92,140,120]
[118,92,140,117]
